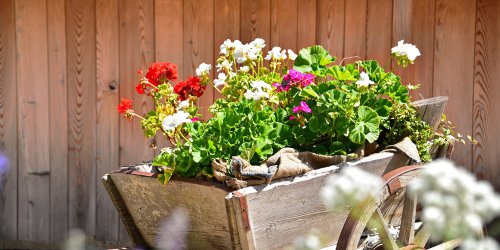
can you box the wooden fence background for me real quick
[0,0,499,245]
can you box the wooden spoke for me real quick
[368,208,399,250]
[428,239,463,250]
[414,224,431,247]
[398,194,417,245]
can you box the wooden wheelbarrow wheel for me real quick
[337,165,463,250]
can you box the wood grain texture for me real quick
[297,0,317,49]
[473,0,500,186]
[96,0,120,242]
[0,0,18,240]
[47,0,68,242]
[66,0,97,237]
[343,0,367,59]
[183,0,214,118]
[366,0,392,66]
[155,0,184,79]
[104,172,232,249]
[433,0,476,169]
[118,0,155,242]
[317,0,345,59]
[271,0,298,51]
[392,0,414,90]
[15,0,51,241]
[240,0,271,44]
[214,0,240,100]
[409,0,436,99]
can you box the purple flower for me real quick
[292,101,312,113]
[289,115,295,120]
[273,82,290,92]
[285,69,315,88]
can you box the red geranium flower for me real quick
[117,98,133,113]
[135,83,146,94]
[174,76,206,101]
[145,62,178,86]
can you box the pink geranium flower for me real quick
[292,101,312,113]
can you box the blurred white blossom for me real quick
[409,159,500,241]
[461,237,500,250]
[216,60,232,72]
[239,65,250,73]
[156,207,190,250]
[355,72,374,87]
[162,111,191,132]
[293,234,321,250]
[321,167,383,210]
[288,49,298,60]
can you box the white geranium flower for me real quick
[409,159,500,241]
[176,100,190,111]
[355,72,374,87]
[265,46,283,60]
[213,73,227,88]
[216,60,232,72]
[321,167,383,210]
[162,111,191,132]
[195,63,211,76]
[220,39,234,55]
[288,49,298,60]
[250,38,266,50]
[239,66,250,73]
[250,80,271,91]
[280,49,287,60]
[244,89,269,101]
[391,40,421,66]
[244,89,255,100]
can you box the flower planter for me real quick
[102,97,450,249]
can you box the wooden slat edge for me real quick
[101,173,149,247]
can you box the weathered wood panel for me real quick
[47,0,69,242]
[183,0,214,118]
[66,0,97,236]
[118,0,156,242]
[96,0,120,242]
[433,0,476,169]
[366,0,393,66]
[240,0,271,43]
[297,0,317,50]
[271,0,298,52]
[16,0,51,241]
[344,0,367,59]
[317,0,345,59]
[0,0,18,240]
[473,0,500,184]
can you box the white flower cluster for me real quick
[162,111,191,132]
[213,72,227,88]
[461,238,500,250]
[355,72,374,87]
[264,47,297,61]
[391,40,421,66]
[195,63,211,76]
[321,167,383,210]
[244,80,272,101]
[409,159,500,242]
[176,100,190,111]
[220,38,266,64]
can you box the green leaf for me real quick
[294,45,335,74]
[349,106,381,144]
[300,85,320,99]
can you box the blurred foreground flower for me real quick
[0,154,9,191]
[321,167,383,210]
[293,233,321,250]
[409,159,500,248]
[156,207,190,250]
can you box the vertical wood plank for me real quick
[392,0,414,89]
[214,0,240,99]
[317,0,345,59]
[271,0,298,51]
[409,0,435,99]
[434,0,476,169]
[47,0,68,242]
[366,0,392,66]
[183,0,214,118]
[297,0,317,50]
[0,0,18,241]
[96,0,119,242]
[66,0,97,237]
[155,0,184,79]
[118,0,155,242]
[344,0,367,59]
[15,0,50,241]
[473,0,500,187]
[240,0,271,44]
